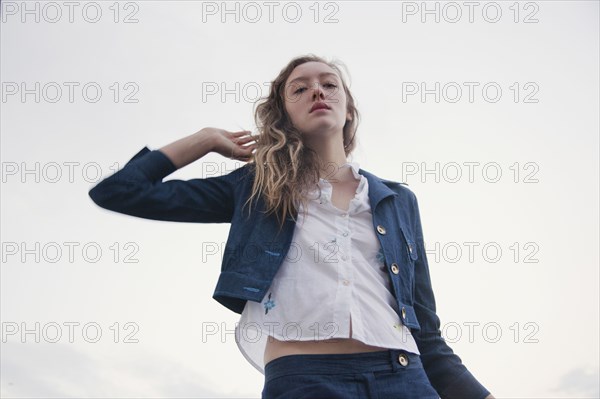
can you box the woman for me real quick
[89,54,495,399]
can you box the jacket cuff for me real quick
[439,368,491,399]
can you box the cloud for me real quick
[552,366,600,398]
[1,342,257,398]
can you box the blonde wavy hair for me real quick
[242,54,361,232]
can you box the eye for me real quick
[292,82,338,94]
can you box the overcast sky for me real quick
[1,1,599,398]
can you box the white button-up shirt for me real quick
[235,161,420,375]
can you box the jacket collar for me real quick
[244,163,401,217]
[357,168,400,210]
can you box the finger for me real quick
[236,135,257,145]
[232,135,254,144]
[238,146,257,155]
[239,147,255,157]
[237,146,252,155]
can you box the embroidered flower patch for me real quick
[263,292,276,315]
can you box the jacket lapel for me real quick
[358,168,400,211]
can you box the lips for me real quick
[310,102,331,113]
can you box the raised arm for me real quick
[158,127,255,169]
[88,128,258,224]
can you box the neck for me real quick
[303,129,355,183]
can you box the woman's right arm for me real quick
[88,128,257,224]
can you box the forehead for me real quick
[287,62,340,84]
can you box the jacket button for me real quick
[391,263,399,274]
[401,306,407,320]
[398,353,409,367]
[408,243,413,254]
[377,225,386,235]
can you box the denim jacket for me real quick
[88,146,491,399]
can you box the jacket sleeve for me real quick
[409,191,491,399]
[88,146,242,224]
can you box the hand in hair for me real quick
[209,128,258,162]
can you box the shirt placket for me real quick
[331,204,355,338]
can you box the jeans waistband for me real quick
[264,349,421,382]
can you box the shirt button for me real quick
[391,263,399,274]
[342,232,349,237]
[342,255,348,261]
[342,213,348,217]
[342,279,350,286]
[377,225,386,235]
[398,353,409,367]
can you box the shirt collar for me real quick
[318,161,361,187]
[306,161,368,205]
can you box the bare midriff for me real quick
[264,337,391,365]
[263,315,390,366]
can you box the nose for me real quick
[311,82,326,100]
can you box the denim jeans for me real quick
[262,349,440,399]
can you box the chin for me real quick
[302,121,342,134]
[299,127,333,138]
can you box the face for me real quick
[283,61,351,139]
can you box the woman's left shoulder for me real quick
[360,167,416,202]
